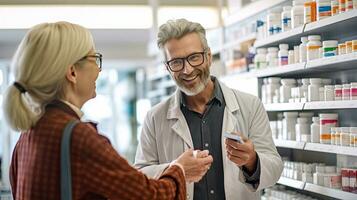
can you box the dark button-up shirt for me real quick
[180,77,260,200]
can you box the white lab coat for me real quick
[135,81,283,200]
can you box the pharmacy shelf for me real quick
[223,33,257,50]
[305,52,357,72]
[254,9,357,49]
[304,100,357,110]
[224,0,287,26]
[277,177,305,190]
[304,9,357,37]
[254,26,305,48]
[304,183,357,200]
[253,62,306,78]
[274,139,305,150]
[221,52,357,79]
[265,100,357,112]
[277,178,357,199]
[264,103,304,111]
[304,143,357,157]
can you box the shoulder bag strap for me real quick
[61,120,79,200]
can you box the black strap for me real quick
[61,120,79,200]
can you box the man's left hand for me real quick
[225,132,257,174]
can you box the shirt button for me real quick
[210,190,215,194]
[202,120,206,124]
[205,143,209,147]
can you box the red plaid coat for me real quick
[10,100,186,200]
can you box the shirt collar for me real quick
[180,76,224,107]
[60,100,84,118]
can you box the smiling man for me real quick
[135,18,283,200]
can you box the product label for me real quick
[343,89,351,96]
[321,119,338,125]
[335,89,342,97]
[283,18,291,25]
[304,2,317,22]
[280,56,288,65]
[340,0,346,12]
[324,47,338,57]
[353,44,357,51]
[332,6,339,15]
[308,45,320,50]
[320,133,331,140]
[351,88,357,96]
[347,0,353,9]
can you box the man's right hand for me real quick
[174,149,213,183]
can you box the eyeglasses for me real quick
[78,52,103,70]
[165,51,205,72]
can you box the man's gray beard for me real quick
[177,73,210,96]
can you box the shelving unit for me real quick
[276,177,357,200]
[277,177,305,190]
[304,183,357,200]
[274,140,357,157]
[221,1,357,198]
[254,9,357,48]
[273,139,305,149]
[264,100,357,111]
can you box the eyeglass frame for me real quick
[164,51,207,72]
[77,52,103,70]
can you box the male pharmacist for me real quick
[135,18,283,200]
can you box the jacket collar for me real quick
[167,79,240,120]
[46,100,81,120]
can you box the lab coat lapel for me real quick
[167,89,194,148]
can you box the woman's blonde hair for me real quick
[3,21,94,131]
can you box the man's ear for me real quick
[207,48,212,66]
[65,65,77,84]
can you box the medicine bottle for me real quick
[342,83,351,100]
[346,41,352,53]
[307,35,322,61]
[331,0,340,15]
[352,40,357,52]
[323,40,338,57]
[331,127,337,144]
[346,0,354,10]
[317,0,332,20]
[255,48,267,69]
[288,50,295,65]
[319,113,338,144]
[266,47,279,67]
[278,44,289,66]
[261,78,268,104]
[292,0,305,28]
[338,43,346,55]
[334,84,342,100]
[340,127,350,146]
[267,11,281,36]
[308,78,322,101]
[304,0,317,24]
[294,45,300,63]
[324,85,335,101]
[280,79,296,103]
[282,6,292,32]
[300,78,310,102]
[339,0,346,12]
[335,127,341,145]
[296,117,310,142]
[350,82,357,100]
[267,77,281,104]
[283,112,299,140]
[350,127,357,147]
[300,37,308,62]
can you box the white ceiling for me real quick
[0,0,223,71]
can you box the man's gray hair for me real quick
[157,18,209,50]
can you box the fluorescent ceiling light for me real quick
[0,5,153,29]
[158,6,220,29]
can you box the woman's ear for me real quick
[66,65,77,84]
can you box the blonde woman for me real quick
[3,21,213,200]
